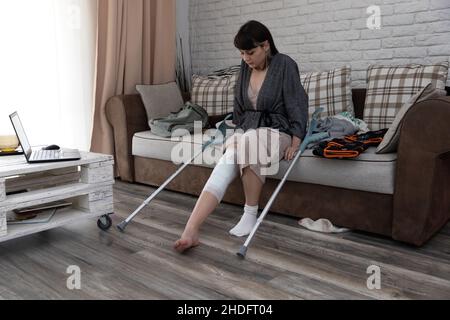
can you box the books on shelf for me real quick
[8,208,57,225]
[7,200,72,225]
[13,200,73,214]
[0,146,23,157]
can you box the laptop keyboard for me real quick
[30,150,61,160]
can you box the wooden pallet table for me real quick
[0,152,114,242]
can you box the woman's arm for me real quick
[291,136,301,148]
[232,95,244,128]
[282,57,309,160]
[283,57,309,142]
[232,61,246,128]
[285,136,302,161]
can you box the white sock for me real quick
[229,205,258,237]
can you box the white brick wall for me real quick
[188,0,450,88]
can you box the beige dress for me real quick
[224,83,292,184]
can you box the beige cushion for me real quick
[376,83,446,154]
[301,66,354,119]
[133,131,397,195]
[364,62,449,130]
[136,82,184,122]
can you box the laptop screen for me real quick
[9,112,32,158]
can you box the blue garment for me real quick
[315,117,358,139]
[306,117,359,149]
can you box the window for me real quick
[0,0,97,151]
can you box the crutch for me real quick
[237,108,327,259]
[117,114,234,233]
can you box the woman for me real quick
[174,20,308,253]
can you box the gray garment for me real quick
[315,118,358,139]
[232,53,309,140]
[306,117,358,149]
[222,77,291,184]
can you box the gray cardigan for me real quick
[232,53,309,140]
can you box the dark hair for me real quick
[234,20,279,56]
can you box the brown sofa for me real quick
[106,87,450,246]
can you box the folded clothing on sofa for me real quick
[312,129,388,159]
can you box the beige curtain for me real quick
[91,0,176,155]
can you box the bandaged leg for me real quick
[203,148,239,203]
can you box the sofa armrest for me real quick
[393,96,450,246]
[105,94,149,182]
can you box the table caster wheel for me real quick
[98,214,112,231]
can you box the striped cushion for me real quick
[364,62,449,130]
[191,67,239,117]
[300,66,354,119]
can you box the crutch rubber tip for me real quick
[237,246,248,259]
[117,221,128,233]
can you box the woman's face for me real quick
[240,41,269,70]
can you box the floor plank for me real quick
[0,180,449,300]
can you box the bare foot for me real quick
[174,232,200,253]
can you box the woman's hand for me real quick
[284,136,302,161]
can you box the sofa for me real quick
[106,85,450,247]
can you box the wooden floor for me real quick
[0,180,449,300]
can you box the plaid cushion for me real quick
[300,66,354,119]
[364,62,449,130]
[191,67,239,117]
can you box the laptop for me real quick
[9,111,81,163]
